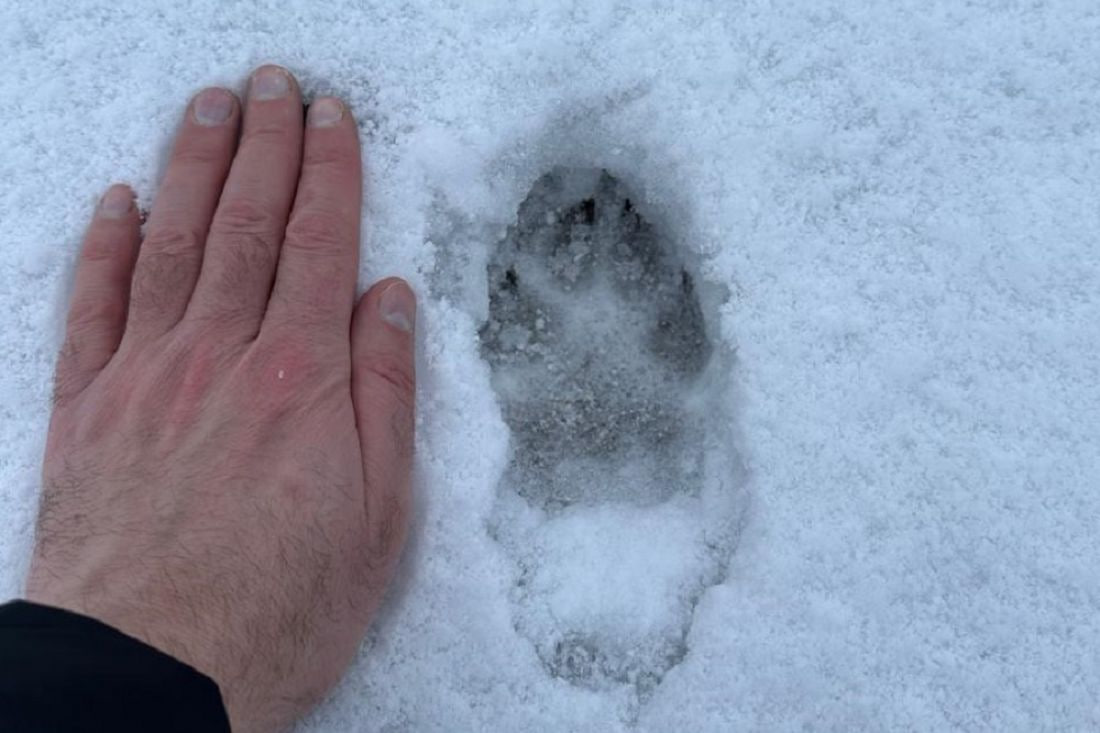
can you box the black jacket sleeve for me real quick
[0,600,230,731]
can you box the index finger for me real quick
[260,96,361,341]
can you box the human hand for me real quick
[24,65,415,733]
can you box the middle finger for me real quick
[186,65,303,338]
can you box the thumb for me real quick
[351,277,416,564]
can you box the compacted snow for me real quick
[1,2,1097,731]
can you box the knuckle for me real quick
[51,370,82,408]
[358,350,415,408]
[129,273,171,315]
[185,302,256,336]
[268,292,347,332]
[68,294,126,332]
[214,197,273,237]
[285,211,348,254]
[264,257,352,328]
[221,230,278,275]
[130,232,201,311]
[172,140,229,168]
[242,122,296,149]
[51,354,82,406]
[209,200,280,278]
[51,333,113,406]
[142,226,205,260]
[362,485,410,569]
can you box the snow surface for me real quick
[1,1,1098,730]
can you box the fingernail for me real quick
[379,281,416,333]
[98,185,134,219]
[307,97,344,127]
[193,87,234,126]
[250,66,291,100]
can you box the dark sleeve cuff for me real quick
[0,599,230,732]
